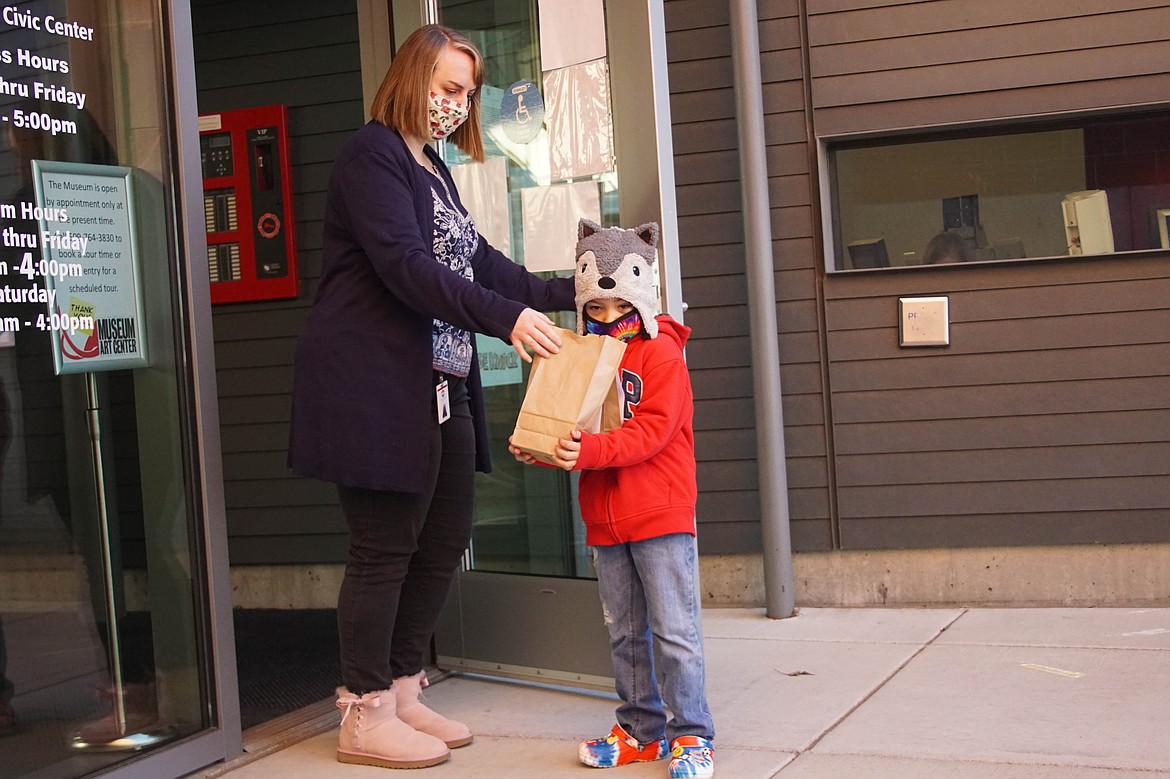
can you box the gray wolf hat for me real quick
[574,219,660,338]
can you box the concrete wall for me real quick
[704,544,1170,608]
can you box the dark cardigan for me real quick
[288,121,574,492]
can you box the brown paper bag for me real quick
[511,328,626,465]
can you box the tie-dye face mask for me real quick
[584,309,642,342]
[428,91,469,140]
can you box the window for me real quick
[0,1,215,770]
[827,112,1170,271]
[437,0,619,578]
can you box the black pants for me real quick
[336,374,474,695]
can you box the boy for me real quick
[511,220,715,778]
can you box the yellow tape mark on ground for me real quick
[1019,663,1084,678]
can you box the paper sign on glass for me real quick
[475,333,523,387]
[537,0,606,71]
[31,161,148,375]
[499,80,544,145]
[544,59,614,182]
[451,157,512,255]
[520,181,601,273]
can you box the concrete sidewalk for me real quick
[211,607,1170,778]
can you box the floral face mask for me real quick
[428,91,469,140]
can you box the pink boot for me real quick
[336,687,450,769]
[393,671,473,748]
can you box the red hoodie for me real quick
[574,315,697,546]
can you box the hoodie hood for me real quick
[651,315,690,351]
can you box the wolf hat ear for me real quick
[578,218,603,241]
[576,219,657,250]
[633,222,659,250]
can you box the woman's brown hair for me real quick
[370,24,485,162]
[922,230,972,265]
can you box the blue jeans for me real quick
[592,533,715,745]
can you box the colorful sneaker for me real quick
[578,723,667,768]
[668,736,714,778]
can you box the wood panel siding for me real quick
[807,1,1170,135]
[823,257,1170,548]
[193,0,364,564]
[808,0,1170,551]
[187,0,1170,567]
[666,0,834,554]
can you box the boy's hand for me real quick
[508,436,538,464]
[553,430,582,470]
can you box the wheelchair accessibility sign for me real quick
[500,80,543,144]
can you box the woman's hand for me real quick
[510,308,562,362]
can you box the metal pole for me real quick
[729,0,795,618]
[87,372,128,736]
[71,374,172,751]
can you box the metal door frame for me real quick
[97,2,242,775]
[380,0,681,688]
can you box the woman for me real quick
[288,24,573,770]
[922,230,972,264]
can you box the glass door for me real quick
[0,2,236,777]
[427,0,681,687]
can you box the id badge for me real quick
[436,379,451,424]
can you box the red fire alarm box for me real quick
[199,104,299,304]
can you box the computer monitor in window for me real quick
[993,238,1026,260]
[847,238,890,269]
